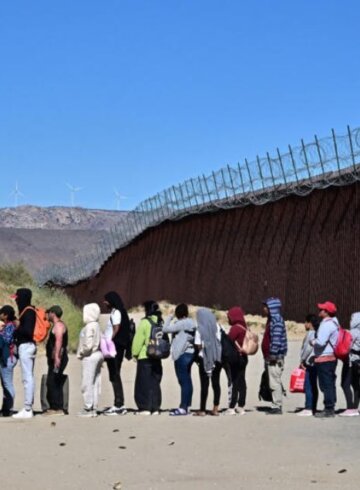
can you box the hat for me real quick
[46,305,63,318]
[317,301,337,314]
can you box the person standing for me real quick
[132,301,164,415]
[0,305,17,416]
[297,314,319,416]
[44,305,68,415]
[224,306,248,416]
[348,311,360,415]
[194,308,222,416]
[312,301,339,418]
[77,303,103,417]
[102,292,130,416]
[11,288,37,419]
[261,297,288,415]
[163,303,196,416]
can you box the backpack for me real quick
[259,368,272,402]
[334,327,353,361]
[220,329,240,364]
[125,318,136,361]
[146,317,170,360]
[20,306,51,343]
[238,326,259,356]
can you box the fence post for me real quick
[245,159,255,194]
[189,178,200,209]
[331,129,341,174]
[202,174,212,203]
[347,125,357,172]
[266,152,276,188]
[212,171,221,201]
[276,148,288,185]
[288,144,299,184]
[314,134,325,174]
[301,139,313,181]
[256,155,266,190]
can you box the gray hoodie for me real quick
[300,330,315,366]
[77,303,102,359]
[163,315,195,361]
[350,312,360,363]
[313,316,339,358]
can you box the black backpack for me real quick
[220,329,240,365]
[146,317,170,360]
[125,318,136,361]
[258,368,273,402]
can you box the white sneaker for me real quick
[77,409,98,418]
[151,411,160,416]
[339,409,359,417]
[137,410,151,416]
[236,407,246,416]
[224,408,237,415]
[104,406,128,416]
[12,408,33,419]
[297,409,313,417]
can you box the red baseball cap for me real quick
[317,301,337,314]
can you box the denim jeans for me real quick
[316,360,337,411]
[0,356,17,413]
[18,343,37,410]
[174,352,194,410]
[304,365,318,412]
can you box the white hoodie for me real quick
[77,303,101,359]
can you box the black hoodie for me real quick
[14,288,36,345]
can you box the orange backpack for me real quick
[19,306,51,343]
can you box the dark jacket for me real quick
[14,288,36,346]
[262,297,287,359]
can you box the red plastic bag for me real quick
[289,368,306,393]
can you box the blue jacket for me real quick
[265,297,288,358]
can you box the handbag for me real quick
[289,367,306,393]
[100,336,117,358]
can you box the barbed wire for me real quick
[36,126,360,286]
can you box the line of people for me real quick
[0,288,359,419]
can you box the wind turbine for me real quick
[114,188,127,210]
[10,181,24,207]
[66,183,83,207]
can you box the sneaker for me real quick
[224,408,237,415]
[151,411,160,416]
[12,408,33,419]
[339,409,359,417]
[236,407,246,416]
[104,406,128,416]
[266,407,282,415]
[314,410,335,418]
[43,409,64,416]
[77,408,98,418]
[169,408,188,416]
[297,409,313,417]
[137,410,151,416]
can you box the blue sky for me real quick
[0,1,359,210]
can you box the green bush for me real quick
[0,262,34,287]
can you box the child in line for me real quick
[297,314,319,416]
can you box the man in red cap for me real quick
[312,301,339,418]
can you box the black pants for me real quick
[341,360,355,409]
[198,359,222,411]
[229,356,248,409]
[351,361,360,408]
[134,359,162,412]
[47,354,68,410]
[316,360,337,411]
[106,347,125,408]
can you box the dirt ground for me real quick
[0,341,359,490]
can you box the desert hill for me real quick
[0,206,128,277]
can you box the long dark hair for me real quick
[306,313,320,331]
[104,291,130,332]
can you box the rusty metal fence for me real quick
[37,126,360,286]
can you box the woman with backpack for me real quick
[163,303,196,416]
[0,305,17,416]
[77,303,103,417]
[103,291,131,416]
[132,301,166,415]
[194,308,222,416]
[224,306,248,416]
[340,312,360,416]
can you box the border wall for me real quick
[65,180,360,324]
